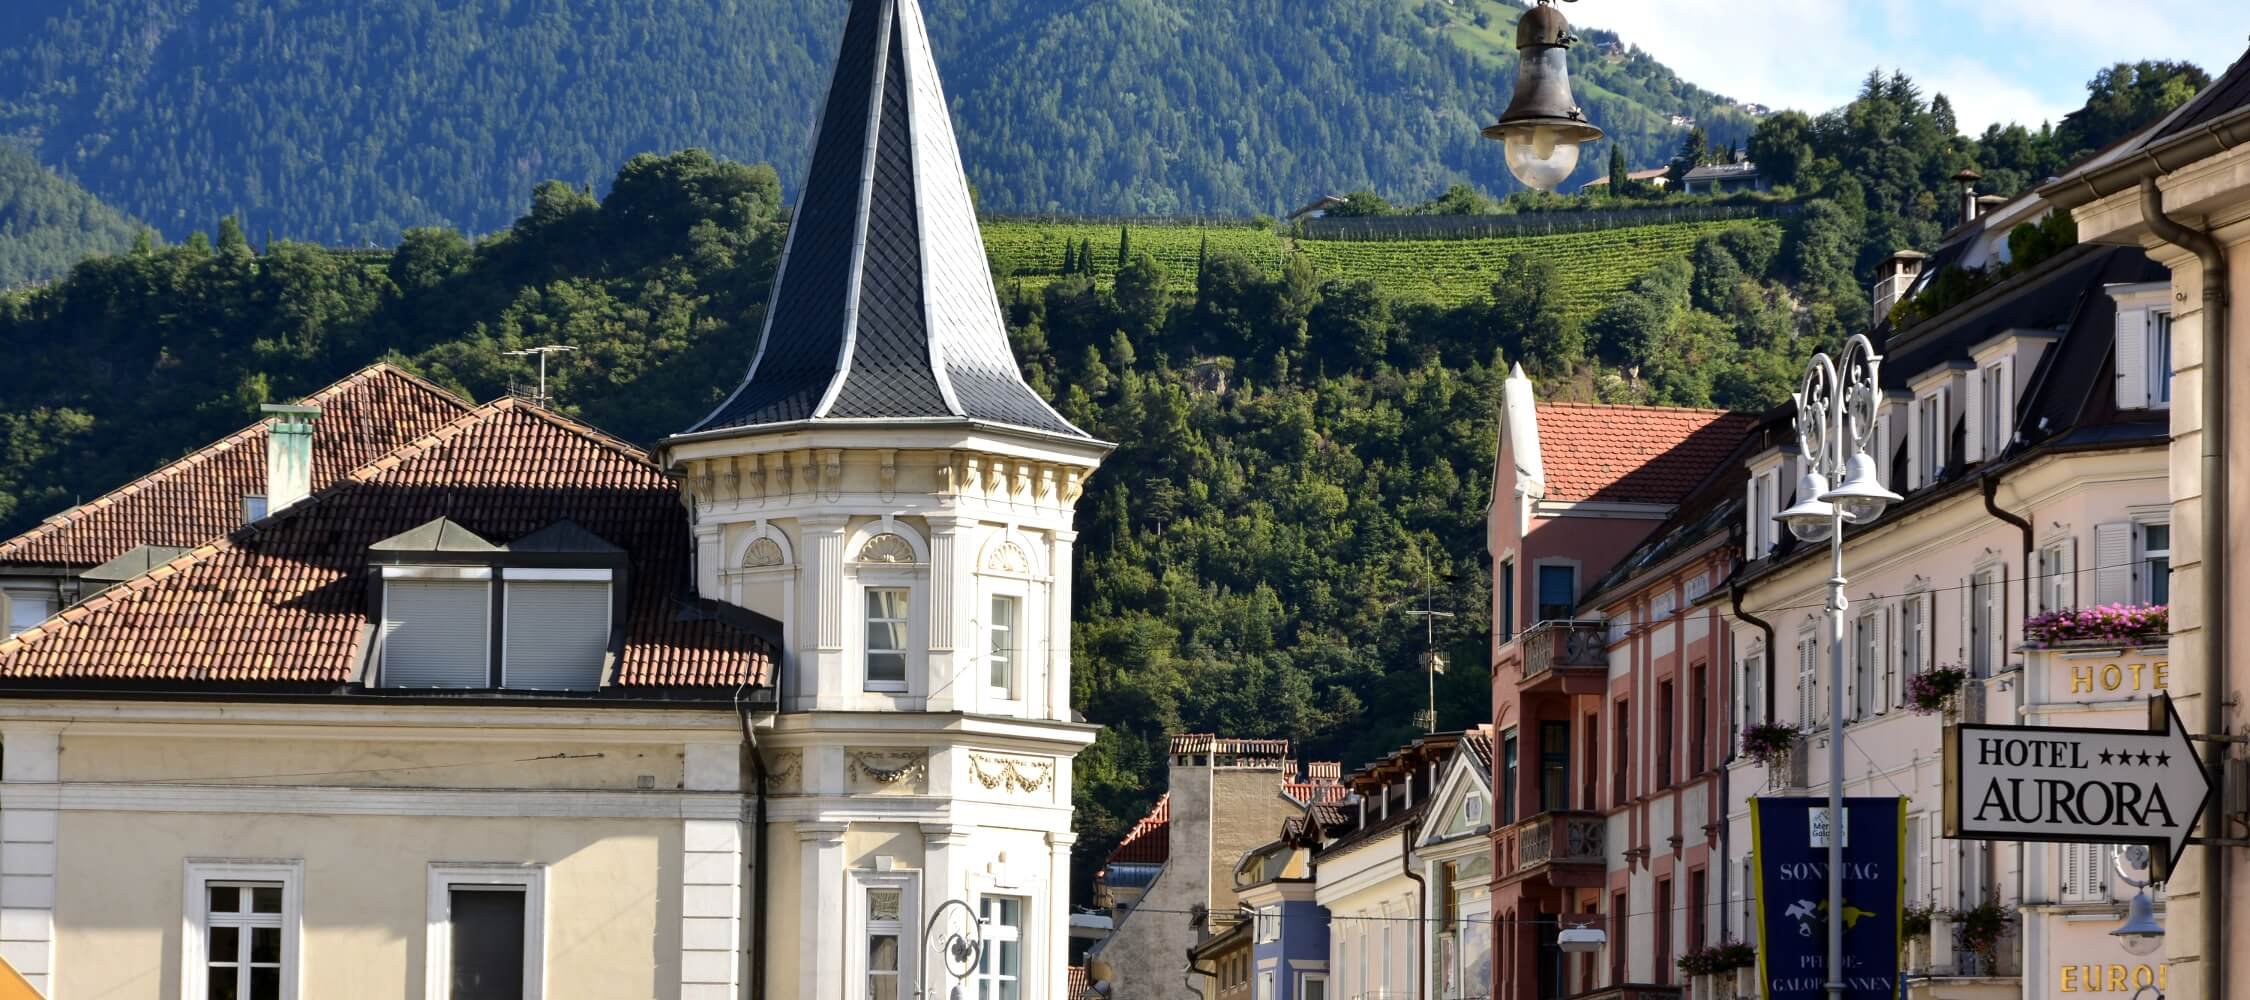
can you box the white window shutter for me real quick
[1799,637,1818,726]
[2064,538,2079,609]
[1965,370,1985,464]
[1876,609,1891,714]
[2117,307,2149,410]
[2059,843,2083,902]
[503,580,612,690]
[381,579,492,687]
[1958,578,1971,663]
[2094,522,2135,605]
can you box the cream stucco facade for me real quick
[0,700,750,1000]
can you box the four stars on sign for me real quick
[2095,748,2170,767]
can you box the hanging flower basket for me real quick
[1906,666,1969,715]
[2023,604,2168,647]
[1901,902,1935,942]
[1739,722,1798,768]
[1678,939,1757,976]
[1950,902,2012,961]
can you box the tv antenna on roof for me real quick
[502,345,577,407]
[1404,580,1455,733]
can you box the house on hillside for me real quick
[1577,167,1671,194]
[1677,160,1767,195]
[0,363,470,635]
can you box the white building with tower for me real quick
[660,0,1111,994]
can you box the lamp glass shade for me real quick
[1557,927,1607,953]
[1776,471,1837,543]
[1820,450,1902,524]
[1503,126,1583,191]
[2112,890,2164,957]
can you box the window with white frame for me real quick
[2038,540,2073,613]
[1914,389,1948,486]
[1746,469,1779,558]
[1905,816,1925,904]
[184,860,301,1000]
[1256,905,1279,943]
[2060,842,2110,903]
[2142,523,2171,606]
[2152,311,2174,407]
[988,594,1020,699]
[426,863,544,1000]
[1969,567,2002,677]
[1978,361,2009,460]
[1900,591,1929,701]
[1257,970,1274,1000]
[1299,971,1327,1000]
[243,494,269,523]
[1853,611,1880,720]
[1739,647,1764,728]
[1796,632,1819,726]
[866,886,904,999]
[976,895,1025,1000]
[865,587,911,691]
[4,588,56,636]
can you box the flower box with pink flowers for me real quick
[2023,604,2168,648]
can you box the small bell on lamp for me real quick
[1482,0,1605,190]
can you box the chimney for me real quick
[1953,168,1983,224]
[261,404,321,513]
[1871,249,1928,322]
[1308,761,1342,783]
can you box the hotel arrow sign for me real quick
[1944,694,2211,869]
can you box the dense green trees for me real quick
[0,0,1748,242]
[0,144,141,289]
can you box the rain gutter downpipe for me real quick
[2141,174,2229,1000]
[1980,473,2033,627]
[1402,817,1426,1000]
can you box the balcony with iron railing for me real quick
[1517,619,1610,694]
[1495,809,1606,888]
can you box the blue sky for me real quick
[1570,1,2250,134]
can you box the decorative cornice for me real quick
[968,752,1054,794]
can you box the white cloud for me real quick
[1562,0,2250,134]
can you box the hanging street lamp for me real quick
[1776,333,1901,1000]
[1482,0,1605,191]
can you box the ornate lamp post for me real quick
[1774,333,1900,1000]
[1482,0,1605,191]
[918,899,984,1000]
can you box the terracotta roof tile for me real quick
[0,400,772,689]
[0,364,473,567]
[1535,403,1755,504]
[1107,793,1170,865]
[1068,967,1100,1000]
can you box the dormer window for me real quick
[1977,360,2009,459]
[243,495,268,523]
[370,518,624,691]
[2112,282,2173,411]
[1911,385,1950,488]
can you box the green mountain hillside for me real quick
[0,143,141,289]
[0,0,1747,242]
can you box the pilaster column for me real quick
[0,723,61,997]
[694,522,724,602]
[1046,529,1077,722]
[921,824,974,921]
[802,514,849,710]
[797,822,849,1000]
[1045,831,1077,1000]
[926,514,972,714]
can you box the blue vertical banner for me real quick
[1750,796,1906,1000]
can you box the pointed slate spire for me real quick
[687,0,1087,440]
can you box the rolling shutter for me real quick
[382,578,492,687]
[2117,307,2149,410]
[2094,522,2135,605]
[504,578,612,690]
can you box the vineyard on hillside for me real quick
[982,217,1780,320]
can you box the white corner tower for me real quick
[662,0,1109,993]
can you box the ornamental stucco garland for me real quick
[850,750,928,785]
[968,753,1054,794]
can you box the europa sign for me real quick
[1944,694,2211,868]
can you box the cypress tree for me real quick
[1117,226,1131,270]
[1059,240,1074,274]
[1608,144,1628,193]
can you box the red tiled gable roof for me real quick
[0,399,772,688]
[1068,967,1099,1000]
[1534,403,1755,505]
[0,364,473,567]
[1107,793,1170,865]
[1460,725,1495,773]
[1282,781,1351,807]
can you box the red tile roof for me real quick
[0,364,473,567]
[1168,734,1291,756]
[1068,966,1099,1000]
[0,399,773,689]
[1107,794,1171,865]
[1534,403,1755,505]
[1282,781,1351,807]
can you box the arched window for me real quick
[975,532,1045,709]
[848,523,930,695]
